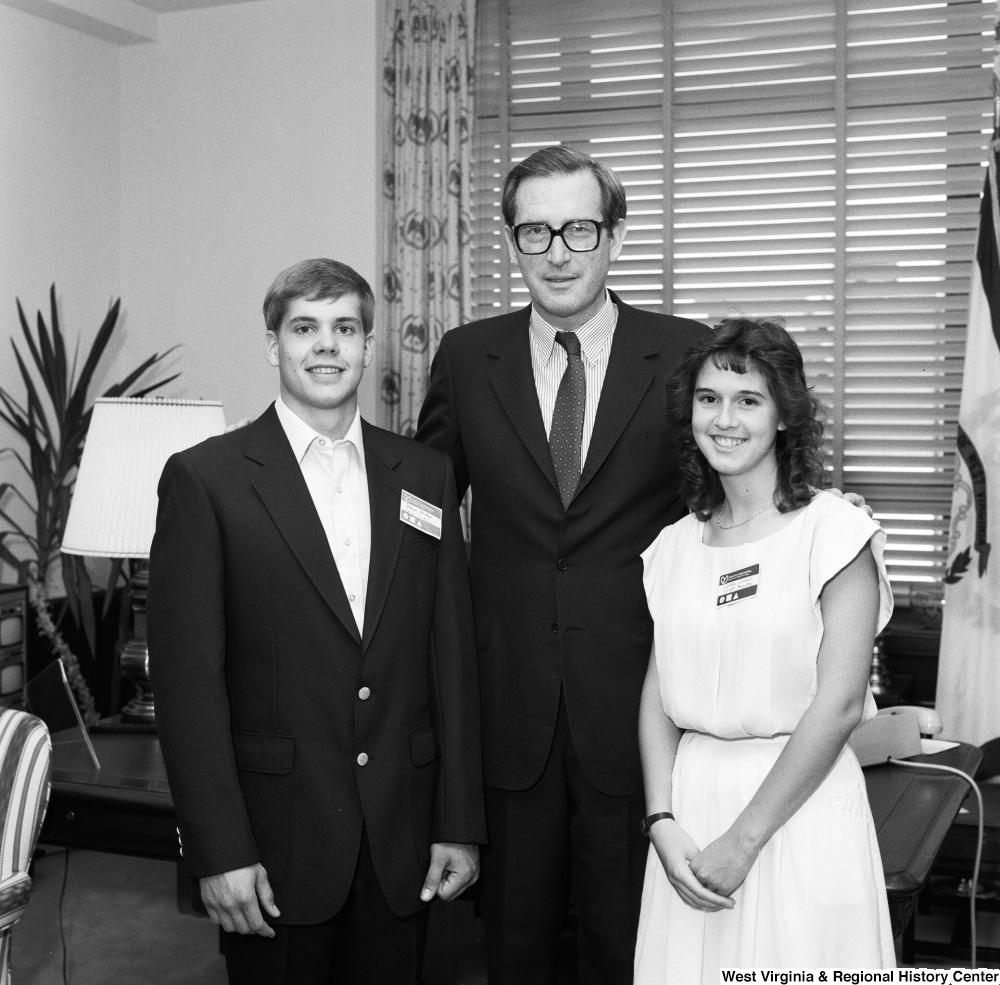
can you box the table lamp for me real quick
[61,398,226,724]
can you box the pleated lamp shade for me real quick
[62,398,226,558]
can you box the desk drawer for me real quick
[41,792,179,860]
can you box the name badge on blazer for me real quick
[400,490,442,540]
[716,563,759,607]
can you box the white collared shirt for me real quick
[529,290,618,471]
[274,396,371,636]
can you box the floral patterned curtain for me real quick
[380,0,475,436]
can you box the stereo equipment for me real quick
[0,585,28,711]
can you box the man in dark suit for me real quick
[148,259,486,985]
[416,146,707,984]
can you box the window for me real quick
[472,0,994,602]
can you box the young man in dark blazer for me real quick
[148,259,486,985]
[416,147,707,984]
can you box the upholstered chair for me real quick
[0,710,52,985]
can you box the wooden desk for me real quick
[40,730,980,926]
[40,728,178,860]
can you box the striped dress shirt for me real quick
[529,291,618,472]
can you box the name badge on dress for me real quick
[400,490,443,540]
[717,563,760,607]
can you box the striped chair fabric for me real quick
[0,710,52,985]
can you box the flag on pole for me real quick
[934,134,1000,745]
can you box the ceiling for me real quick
[0,0,275,44]
[128,0,264,11]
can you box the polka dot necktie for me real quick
[549,331,585,509]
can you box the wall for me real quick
[0,5,122,581]
[119,0,380,424]
[0,3,122,405]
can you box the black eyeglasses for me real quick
[511,220,606,255]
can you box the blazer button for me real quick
[358,686,371,700]
[357,752,369,766]
[551,624,559,634]
[556,558,569,571]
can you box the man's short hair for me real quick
[263,259,375,336]
[501,145,628,229]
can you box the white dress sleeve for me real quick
[808,493,894,635]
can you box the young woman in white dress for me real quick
[634,318,895,982]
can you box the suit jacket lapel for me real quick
[360,422,404,654]
[575,300,656,501]
[247,405,362,645]
[488,313,560,497]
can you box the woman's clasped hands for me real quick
[649,819,760,912]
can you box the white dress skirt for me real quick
[634,492,897,983]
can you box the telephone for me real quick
[876,704,943,737]
[849,705,944,767]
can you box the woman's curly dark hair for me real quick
[667,317,826,520]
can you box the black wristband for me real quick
[640,811,674,837]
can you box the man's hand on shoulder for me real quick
[200,862,280,936]
[825,487,874,519]
[225,418,252,434]
[420,843,479,903]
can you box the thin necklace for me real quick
[716,499,776,530]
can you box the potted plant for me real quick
[0,286,177,721]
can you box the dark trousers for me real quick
[480,696,647,985]
[223,827,429,985]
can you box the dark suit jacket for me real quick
[148,406,486,924]
[416,292,707,797]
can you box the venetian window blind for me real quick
[471,0,994,601]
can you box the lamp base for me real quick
[120,665,155,724]
[119,563,155,725]
[869,639,892,697]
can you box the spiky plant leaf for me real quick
[0,503,33,541]
[73,554,96,657]
[0,447,34,484]
[15,301,45,390]
[102,346,180,399]
[128,374,180,400]
[10,343,53,446]
[60,552,79,621]
[0,398,31,443]
[0,532,23,570]
[34,310,60,413]
[0,482,34,514]
[49,285,68,418]
[102,556,125,620]
[65,298,120,427]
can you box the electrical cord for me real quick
[58,847,70,985]
[887,758,983,969]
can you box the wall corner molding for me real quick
[0,0,158,45]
